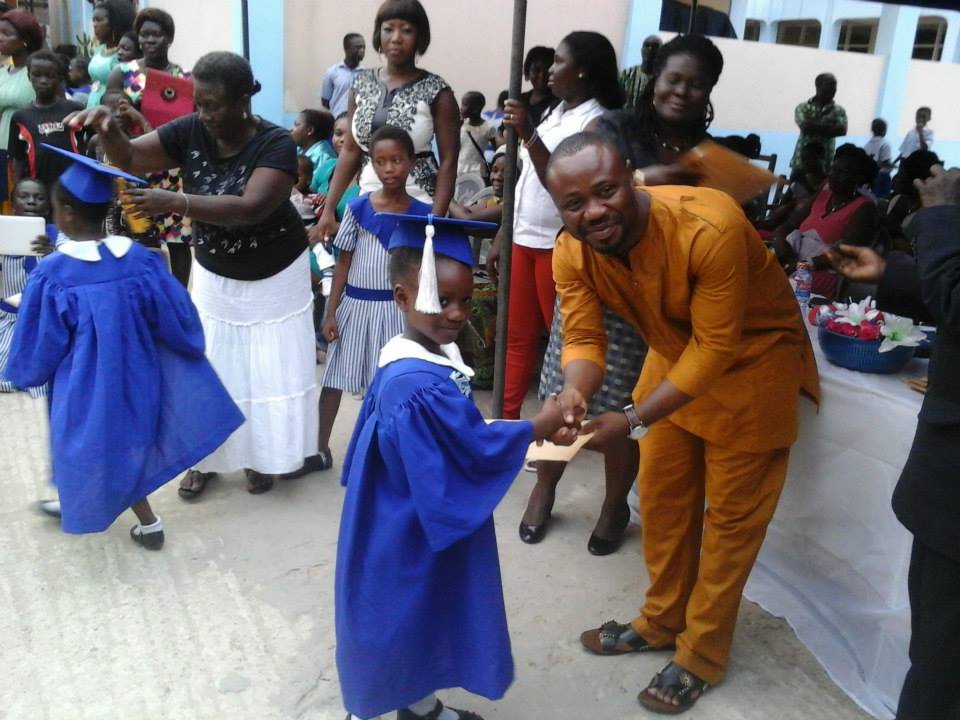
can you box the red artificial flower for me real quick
[859,322,881,341]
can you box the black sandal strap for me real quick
[646,662,709,704]
[598,620,647,651]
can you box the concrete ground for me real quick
[0,386,873,720]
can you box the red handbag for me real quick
[141,69,195,128]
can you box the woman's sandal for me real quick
[280,448,334,480]
[637,662,709,714]
[178,471,216,501]
[245,469,275,495]
[580,620,673,655]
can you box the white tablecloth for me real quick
[744,332,927,719]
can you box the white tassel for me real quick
[415,221,442,314]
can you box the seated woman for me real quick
[770,143,879,298]
[884,149,940,254]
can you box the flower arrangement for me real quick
[810,298,926,374]
[809,298,926,353]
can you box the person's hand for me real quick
[115,103,151,133]
[486,228,503,282]
[582,411,631,450]
[530,393,567,442]
[321,315,339,343]
[31,235,54,256]
[65,106,117,135]
[121,187,185,217]
[915,165,960,209]
[824,244,886,283]
[501,99,534,143]
[547,386,588,445]
[641,162,703,187]
[311,208,338,248]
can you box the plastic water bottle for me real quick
[792,262,813,311]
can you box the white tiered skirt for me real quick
[190,250,319,474]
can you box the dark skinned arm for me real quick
[66,106,178,174]
[430,87,460,217]
[321,249,352,342]
[123,165,295,227]
[769,195,815,263]
[448,199,502,228]
[105,65,124,94]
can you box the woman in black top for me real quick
[591,33,724,185]
[68,51,319,498]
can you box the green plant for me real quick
[74,31,97,60]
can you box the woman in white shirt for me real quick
[489,30,623,419]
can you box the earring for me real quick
[578,73,585,78]
[242,111,249,119]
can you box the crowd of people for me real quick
[0,0,957,719]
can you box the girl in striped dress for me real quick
[0,178,57,398]
[290,126,428,477]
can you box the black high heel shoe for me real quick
[518,516,550,544]
[587,504,631,556]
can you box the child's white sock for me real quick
[406,695,460,720]
[137,517,163,534]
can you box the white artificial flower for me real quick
[834,297,880,326]
[879,314,926,353]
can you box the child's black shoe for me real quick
[130,520,164,550]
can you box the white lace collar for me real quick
[378,335,474,378]
[58,236,133,262]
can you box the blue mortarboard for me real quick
[382,213,497,314]
[41,143,147,203]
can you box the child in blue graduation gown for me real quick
[335,215,568,720]
[3,146,244,549]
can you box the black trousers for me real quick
[896,538,960,720]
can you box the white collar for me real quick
[58,236,133,262]
[378,335,475,378]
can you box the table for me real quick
[744,331,927,719]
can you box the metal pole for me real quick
[241,0,250,61]
[687,0,698,33]
[491,0,527,419]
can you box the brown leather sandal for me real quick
[580,620,673,655]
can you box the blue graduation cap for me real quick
[40,143,147,204]
[382,212,497,314]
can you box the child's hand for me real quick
[31,235,55,256]
[321,315,339,343]
[530,394,568,443]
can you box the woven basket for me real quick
[817,327,914,374]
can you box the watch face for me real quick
[629,424,649,440]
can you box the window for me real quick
[776,20,821,48]
[837,21,877,53]
[913,17,947,61]
[744,19,762,42]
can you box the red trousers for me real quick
[504,243,555,418]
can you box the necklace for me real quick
[658,138,684,154]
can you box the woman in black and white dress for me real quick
[311,0,460,245]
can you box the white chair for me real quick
[455,173,486,203]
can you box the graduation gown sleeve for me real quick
[3,268,73,390]
[385,371,533,552]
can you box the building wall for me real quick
[143,0,238,71]
[282,0,628,119]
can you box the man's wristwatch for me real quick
[623,404,649,440]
